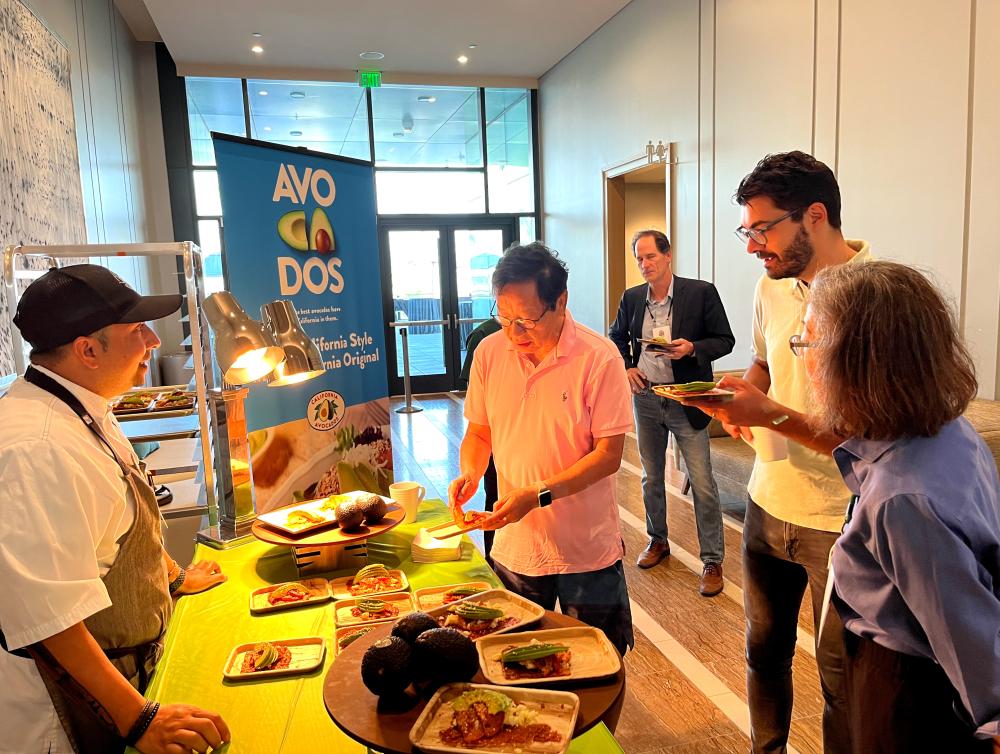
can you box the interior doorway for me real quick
[603,155,672,327]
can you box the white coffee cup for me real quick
[389,481,426,524]
[742,426,788,463]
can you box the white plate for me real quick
[477,627,621,686]
[409,682,579,754]
[651,385,734,402]
[334,592,416,627]
[223,637,325,681]
[249,578,331,614]
[330,568,409,600]
[413,582,494,611]
[426,588,545,641]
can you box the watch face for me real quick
[538,488,552,507]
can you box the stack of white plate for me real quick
[411,527,462,563]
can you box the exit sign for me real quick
[358,70,382,88]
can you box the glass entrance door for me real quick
[381,219,515,394]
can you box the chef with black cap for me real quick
[0,265,230,753]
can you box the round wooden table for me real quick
[324,611,626,754]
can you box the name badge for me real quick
[652,325,670,341]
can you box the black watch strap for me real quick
[538,488,553,507]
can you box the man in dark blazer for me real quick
[609,229,735,596]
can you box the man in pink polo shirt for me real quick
[449,243,635,655]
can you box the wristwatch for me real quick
[537,487,553,508]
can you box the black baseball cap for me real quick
[13,264,183,351]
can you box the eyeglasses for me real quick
[734,207,804,246]
[491,302,550,330]
[788,333,818,358]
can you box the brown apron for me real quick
[20,368,173,754]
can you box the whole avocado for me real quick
[391,612,440,645]
[336,501,365,531]
[360,636,412,696]
[357,493,388,524]
[412,628,478,686]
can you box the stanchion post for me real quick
[396,325,422,414]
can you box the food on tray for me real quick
[348,564,404,596]
[356,493,388,523]
[335,501,365,531]
[439,601,518,640]
[240,641,291,673]
[391,612,440,645]
[498,641,572,680]
[439,689,563,748]
[286,508,327,527]
[660,380,719,395]
[351,598,399,622]
[361,636,412,696]
[113,392,158,412]
[266,582,315,606]
[412,627,479,686]
[337,625,374,652]
[443,585,488,603]
[155,390,195,409]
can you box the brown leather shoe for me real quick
[700,562,724,597]
[637,540,670,569]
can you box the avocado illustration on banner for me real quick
[309,207,335,253]
[277,210,308,251]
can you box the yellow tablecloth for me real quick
[130,501,623,753]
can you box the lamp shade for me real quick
[261,299,325,386]
[203,291,285,384]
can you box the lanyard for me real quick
[645,297,672,327]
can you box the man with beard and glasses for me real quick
[682,151,871,754]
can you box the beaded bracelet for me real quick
[125,700,160,746]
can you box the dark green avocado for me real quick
[412,627,478,686]
[391,612,439,645]
[360,636,412,696]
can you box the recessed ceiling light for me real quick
[258,90,268,96]
[263,126,272,132]
[468,43,477,49]
[289,130,303,136]
[289,91,306,99]
[251,45,264,54]
[457,55,469,64]
[417,96,436,103]
[392,131,405,138]
[359,51,385,60]
[252,32,262,38]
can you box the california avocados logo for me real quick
[307,390,345,431]
[277,207,335,253]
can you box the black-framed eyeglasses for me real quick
[491,302,550,330]
[789,333,818,358]
[734,207,804,246]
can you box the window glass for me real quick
[376,171,485,214]
[186,77,246,166]
[518,216,536,244]
[192,170,222,216]
[485,89,534,213]
[247,80,370,161]
[372,85,482,167]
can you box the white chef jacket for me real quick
[0,365,139,754]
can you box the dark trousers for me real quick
[842,630,992,753]
[492,559,635,657]
[743,498,850,754]
[482,455,497,566]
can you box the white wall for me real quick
[19,0,180,354]
[540,0,1000,397]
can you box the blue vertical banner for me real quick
[213,134,392,513]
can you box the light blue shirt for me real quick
[638,278,674,384]
[831,417,1000,737]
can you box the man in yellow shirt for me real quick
[686,152,870,754]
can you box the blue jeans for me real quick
[492,560,635,657]
[633,389,724,564]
